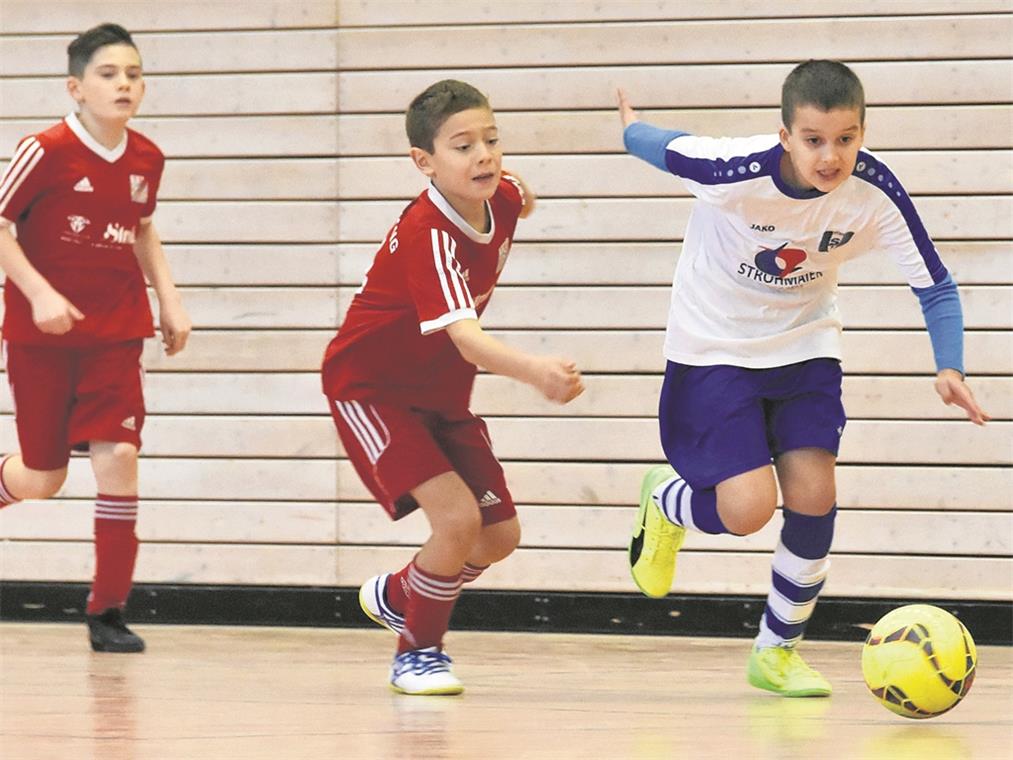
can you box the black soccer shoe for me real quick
[86,608,146,653]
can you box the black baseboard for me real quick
[1,582,1009,645]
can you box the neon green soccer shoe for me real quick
[629,464,686,598]
[747,645,832,697]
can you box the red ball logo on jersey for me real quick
[754,242,807,278]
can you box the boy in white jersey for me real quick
[621,60,989,697]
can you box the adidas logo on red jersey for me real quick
[73,176,94,192]
[478,490,502,508]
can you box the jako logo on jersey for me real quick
[73,176,94,192]
[67,215,90,233]
[754,242,807,277]
[818,230,855,252]
[129,174,149,204]
[750,223,775,232]
[103,222,136,244]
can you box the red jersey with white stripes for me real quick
[322,176,524,411]
[0,113,162,346]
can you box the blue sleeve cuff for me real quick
[912,271,964,374]
[623,121,688,172]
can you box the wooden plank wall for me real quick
[0,0,1010,603]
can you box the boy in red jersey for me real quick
[323,80,584,695]
[0,24,190,652]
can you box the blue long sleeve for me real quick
[913,272,964,374]
[623,121,688,172]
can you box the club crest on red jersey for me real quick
[129,174,149,204]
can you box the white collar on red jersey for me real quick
[64,112,128,163]
[426,182,495,244]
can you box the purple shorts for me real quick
[658,358,846,489]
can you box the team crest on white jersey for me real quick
[67,215,90,233]
[818,230,855,252]
[73,176,94,192]
[496,237,511,273]
[129,174,149,204]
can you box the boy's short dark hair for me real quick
[406,80,491,153]
[68,23,137,77]
[781,60,865,129]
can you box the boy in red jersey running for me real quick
[323,80,584,695]
[0,24,190,652]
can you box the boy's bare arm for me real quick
[133,220,191,355]
[0,224,83,334]
[446,318,583,404]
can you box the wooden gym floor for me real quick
[0,624,1009,759]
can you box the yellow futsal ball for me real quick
[861,604,976,719]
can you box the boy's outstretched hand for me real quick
[617,88,639,129]
[534,357,585,404]
[158,298,192,356]
[934,369,990,425]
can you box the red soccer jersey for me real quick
[0,113,162,346]
[322,175,524,412]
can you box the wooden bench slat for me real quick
[338,16,1012,69]
[338,106,1013,153]
[3,372,1004,420]
[338,242,1013,286]
[0,73,338,118]
[336,0,1011,26]
[0,30,339,76]
[338,197,1013,242]
[1,502,1006,556]
[126,329,1010,374]
[0,1,338,33]
[1,416,1004,463]
[338,61,1013,112]
[2,541,1006,598]
[38,458,1010,510]
[337,151,1013,197]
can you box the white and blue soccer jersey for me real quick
[629,128,950,368]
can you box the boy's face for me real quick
[67,43,144,124]
[779,105,864,193]
[411,107,502,211]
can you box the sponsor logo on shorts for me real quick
[121,416,137,431]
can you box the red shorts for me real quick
[4,339,145,470]
[329,398,516,525]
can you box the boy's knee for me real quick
[20,466,68,500]
[487,517,521,558]
[432,500,483,545]
[719,495,777,536]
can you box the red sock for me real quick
[397,560,462,653]
[461,562,488,583]
[87,494,139,615]
[0,454,22,507]
[385,562,412,614]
